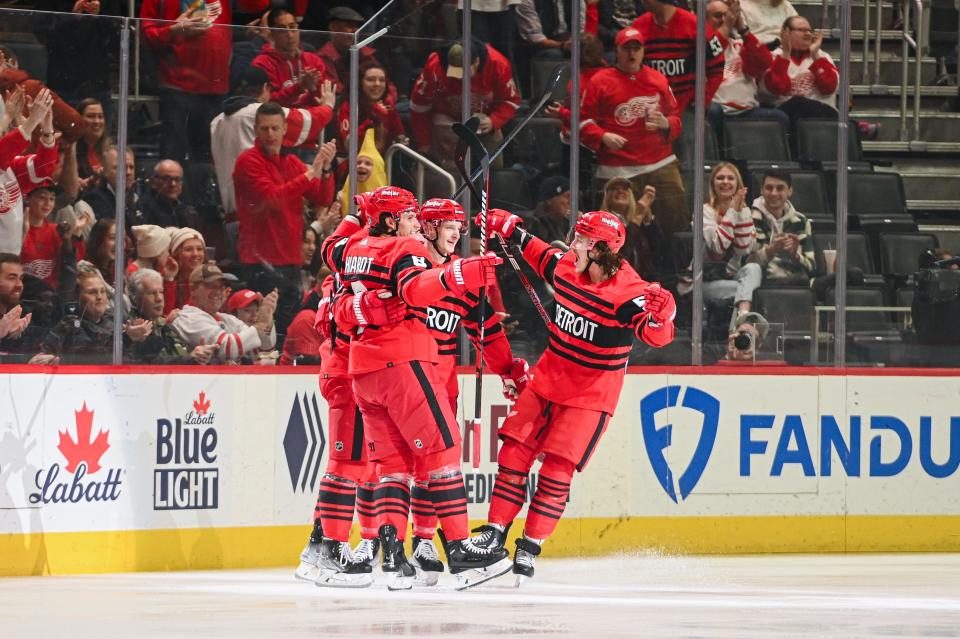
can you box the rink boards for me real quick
[1,366,959,575]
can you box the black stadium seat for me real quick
[795,118,868,169]
[878,232,938,281]
[722,119,791,163]
[811,231,884,286]
[490,168,535,211]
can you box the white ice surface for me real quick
[3,552,960,638]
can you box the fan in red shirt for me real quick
[336,60,407,155]
[580,27,688,233]
[469,208,676,584]
[251,8,329,108]
[20,182,77,289]
[320,186,511,590]
[632,0,726,114]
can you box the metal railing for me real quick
[383,144,457,203]
[900,0,927,143]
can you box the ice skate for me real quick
[469,522,510,552]
[352,537,381,570]
[294,523,324,582]
[512,537,542,587]
[439,530,512,591]
[378,525,415,591]
[314,538,374,589]
[410,536,444,587]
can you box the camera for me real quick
[733,329,754,352]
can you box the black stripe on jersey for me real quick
[369,262,390,274]
[409,361,455,448]
[463,322,503,338]
[541,252,560,284]
[351,404,364,461]
[344,272,393,288]
[326,236,350,271]
[577,413,609,471]
[548,341,629,371]
[616,296,648,325]
[555,288,620,323]
[553,276,614,309]
[442,295,473,313]
[548,334,630,362]
[392,253,430,283]
[643,37,696,46]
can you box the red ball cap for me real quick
[615,27,645,48]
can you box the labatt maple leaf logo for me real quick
[57,402,110,474]
[193,391,211,416]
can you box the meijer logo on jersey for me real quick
[640,386,960,503]
[29,402,123,505]
[153,391,219,510]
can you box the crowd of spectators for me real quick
[0,0,891,366]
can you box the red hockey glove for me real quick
[441,254,503,296]
[313,296,332,340]
[500,358,530,402]
[644,283,676,326]
[353,290,406,327]
[474,209,523,242]
[351,192,372,227]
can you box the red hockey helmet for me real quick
[419,198,466,227]
[574,210,625,253]
[366,186,418,225]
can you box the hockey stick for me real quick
[451,63,567,201]
[452,123,553,330]
[451,117,490,470]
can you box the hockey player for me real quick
[294,267,403,587]
[404,198,530,585]
[321,186,512,590]
[470,209,676,583]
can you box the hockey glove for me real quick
[351,192,372,227]
[500,358,530,401]
[352,290,406,327]
[644,283,676,327]
[441,254,503,296]
[313,296,332,340]
[474,209,524,242]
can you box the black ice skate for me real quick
[469,522,511,552]
[294,522,324,581]
[410,536,444,587]
[314,538,374,589]
[512,537,542,586]
[439,529,512,591]
[352,537,381,570]
[378,524,416,591]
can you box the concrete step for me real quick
[850,111,960,143]
[863,140,960,153]
[837,54,939,85]
[878,168,960,204]
[849,85,957,110]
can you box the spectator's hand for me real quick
[319,79,336,108]
[22,88,54,137]
[166,308,181,324]
[729,0,745,32]
[190,343,217,364]
[124,318,153,342]
[160,253,179,280]
[601,132,627,149]
[540,38,563,50]
[544,101,563,119]
[176,9,210,36]
[28,353,59,365]
[316,201,341,235]
[300,68,321,92]
[732,186,748,211]
[73,0,100,14]
[500,358,530,402]
[476,114,494,134]
[1,85,25,133]
[779,27,791,57]
[315,140,337,172]
[809,30,823,58]
[255,289,279,332]
[245,15,269,40]
[77,174,97,192]
[475,209,523,241]
[644,110,670,132]
[0,305,31,339]
[636,185,656,224]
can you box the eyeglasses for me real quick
[154,175,182,184]
[790,27,813,33]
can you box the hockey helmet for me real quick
[574,210,625,253]
[367,186,418,226]
[419,198,466,227]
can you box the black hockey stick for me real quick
[451,63,567,201]
[452,123,553,330]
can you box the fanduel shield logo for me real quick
[640,386,720,503]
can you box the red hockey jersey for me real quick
[323,223,446,375]
[516,231,674,414]
[632,8,726,113]
[579,66,681,170]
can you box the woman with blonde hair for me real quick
[601,177,664,282]
[700,161,760,328]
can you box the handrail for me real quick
[899,0,926,142]
[874,0,884,84]
[861,0,871,84]
[383,143,457,202]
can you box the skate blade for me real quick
[412,566,440,587]
[454,557,513,591]
[514,573,530,588]
[294,562,319,582]
[386,572,414,591]
[314,569,374,589]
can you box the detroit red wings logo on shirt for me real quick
[0,176,20,215]
[614,95,661,127]
[202,0,222,21]
[791,71,816,97]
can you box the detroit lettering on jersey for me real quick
[555,305,598,342]
[426,306,462,335]
[647,58,687,78]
